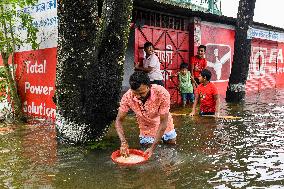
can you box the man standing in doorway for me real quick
[190,45,207,85]
[135,42,164,86]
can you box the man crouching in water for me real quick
[115,71,177,158]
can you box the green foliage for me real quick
[0,0,39,122]
[0,0,39,54]
[0,67,8,102]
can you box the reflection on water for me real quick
[1,89,284,188]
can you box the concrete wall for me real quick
[122,29,135,92]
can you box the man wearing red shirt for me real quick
[190,45,207,85]
[189,69,220,116]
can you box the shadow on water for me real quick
[1,88,284,188]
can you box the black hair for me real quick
[198,45,206,51]
[179,62,188,70]
[201,69,212,81]
[129,71,150,90]
[144,41,153,49]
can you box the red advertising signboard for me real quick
[247,40,276,93]
[201,23,235,96]
[276,43,284,88]
[201,22,284,95]
[15,47,57,119]
[6,0,58,119]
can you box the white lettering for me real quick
[23,101,56,118]
[155,45,173,64]
[25,82,54,95]
[278,67,284,73]
[252,49,266,76]
[251,46,284,76]
[165,70,172,80]
[278,49,283,63]
[26,60,46,74]
[269,49,278,63]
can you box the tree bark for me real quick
[56,0,133,143]
[1,53,26,122]
[225,0,256,102]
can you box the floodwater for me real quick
[1,88,284,189]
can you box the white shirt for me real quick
[143,54,163,81]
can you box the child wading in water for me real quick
[178,63,196,107]
[189,69,220,116]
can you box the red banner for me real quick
[201,23,235,96]
[15,47,57,119]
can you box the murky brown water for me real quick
[1,88,284,188]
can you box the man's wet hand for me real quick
[144,147,154,158]
[120,142,129,157]
[215,112,220,118]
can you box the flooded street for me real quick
[1,88,284,188]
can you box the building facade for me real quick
[1,0,284,119]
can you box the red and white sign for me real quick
[246,40,284,93]
[205,43,231,82]
[10,0,58,119]
[201,22,284,95]
[15,48,57,119]
[201,22,235,96]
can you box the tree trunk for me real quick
[56,0,133,143]
[1,53,26,121]
[225,0,256,102]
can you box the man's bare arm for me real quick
[115,110,129,157]
[214,94,220,117]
